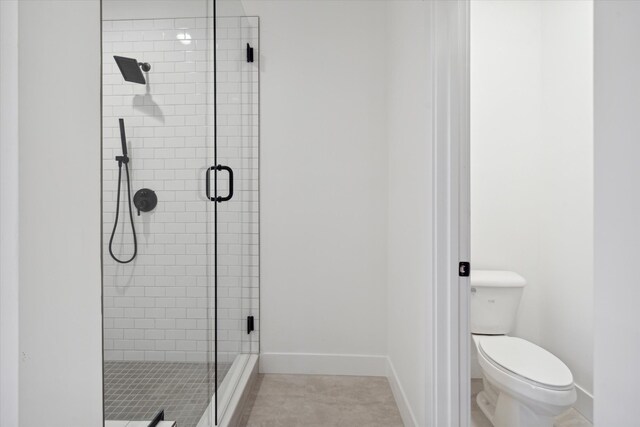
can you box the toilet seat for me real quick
[478,336,573,390]
[474,335,577,411]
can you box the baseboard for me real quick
[259,352,387,376]
[574,383,593,423]
[386,358,418,427]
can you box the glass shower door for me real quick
[101,0,258,424]
[209,0,260,423]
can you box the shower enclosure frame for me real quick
[99,1,260,425]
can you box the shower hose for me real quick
[108,157,137,264]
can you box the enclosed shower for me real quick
[101,1,259,425]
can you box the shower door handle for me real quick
[215,165,234,202]
[205,165,234,202]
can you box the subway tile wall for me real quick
[102,17,259,364]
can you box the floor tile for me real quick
[104,361,230,427]
[240,374,403,427]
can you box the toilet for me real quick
[471,270,576,427]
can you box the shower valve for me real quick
[133,188,158,216]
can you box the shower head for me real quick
[113,56,151,85]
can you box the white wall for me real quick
[386,2,432,426]
[102,0,245,20]
[0,2,19,426]
[593,2,640,424]
[538,1,593,416]
[471,0,546,359]
[241,0,390,368]
[471,0,593,417]
[102,0,208,20]
[239,2,434,423]
[18,2,103,426]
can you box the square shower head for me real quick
[114,56,147,85]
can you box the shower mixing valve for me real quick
[133,188,158,216]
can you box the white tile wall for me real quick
[102,17,259,364]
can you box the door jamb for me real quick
[430,1,471,426]
[0,2,20,426]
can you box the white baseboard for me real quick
[386,358,418,427]
[259,352,387,377]
[574,383,593,423]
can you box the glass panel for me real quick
[101,2,214,426]
[215,15,260,361]
[211,0,260,423]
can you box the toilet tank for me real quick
[470,270,526,335]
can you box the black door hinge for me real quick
[247,43,254,63]
[247,315,255,334]
[459,262,470,277]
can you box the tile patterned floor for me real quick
[239,374,404,427]
[471,379,592,427]
[104,361,230,427]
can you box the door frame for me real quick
[430,1,471,426]
[0,2,20,426]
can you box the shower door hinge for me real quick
[247,316,255,334]
[246,43,254,63]
[459,262,470,277]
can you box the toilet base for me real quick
[477,383,555,427]
[476,390,496,423]
[494,392,554,427]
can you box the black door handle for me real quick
[215,165,233,202]
[205,165,234,202]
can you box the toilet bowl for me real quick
[470,270,576,427]
[473,335,576,427]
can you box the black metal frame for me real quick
[212,3,218,424]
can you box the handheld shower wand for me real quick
[118,118,129,157]
[108,118,137,264]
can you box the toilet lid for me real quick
[478,336,574,389]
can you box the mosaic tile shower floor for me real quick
[104,361,230,427]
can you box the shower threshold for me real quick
[196,354,259,427]
[105,422,176,427]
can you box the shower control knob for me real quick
[133,188,158,216]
